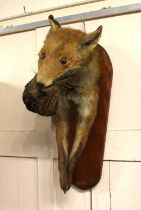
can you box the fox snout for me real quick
[36,73,54,88]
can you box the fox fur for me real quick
[30,15,103,192]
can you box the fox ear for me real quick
[48,15,61,32]
[80,25,103,51]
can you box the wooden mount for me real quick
[69,45,113,190]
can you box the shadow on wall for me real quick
[0,82,57,158]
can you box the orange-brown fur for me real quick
[37,15,103,192]
[38,28,87,86]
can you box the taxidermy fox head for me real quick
[23,15,104,193]
[37,15,102,88]
[36,15,103,193]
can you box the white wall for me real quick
[0,1,141,210]
[0,0,141,20]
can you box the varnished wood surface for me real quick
[69,45,113,190]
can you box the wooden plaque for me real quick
[69,45,113,190]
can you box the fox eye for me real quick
[40,52,46,59]
[59,57,68,65]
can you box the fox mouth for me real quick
[54,70,78,83]
[42,68,81,91]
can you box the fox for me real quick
[23,15,104,192]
